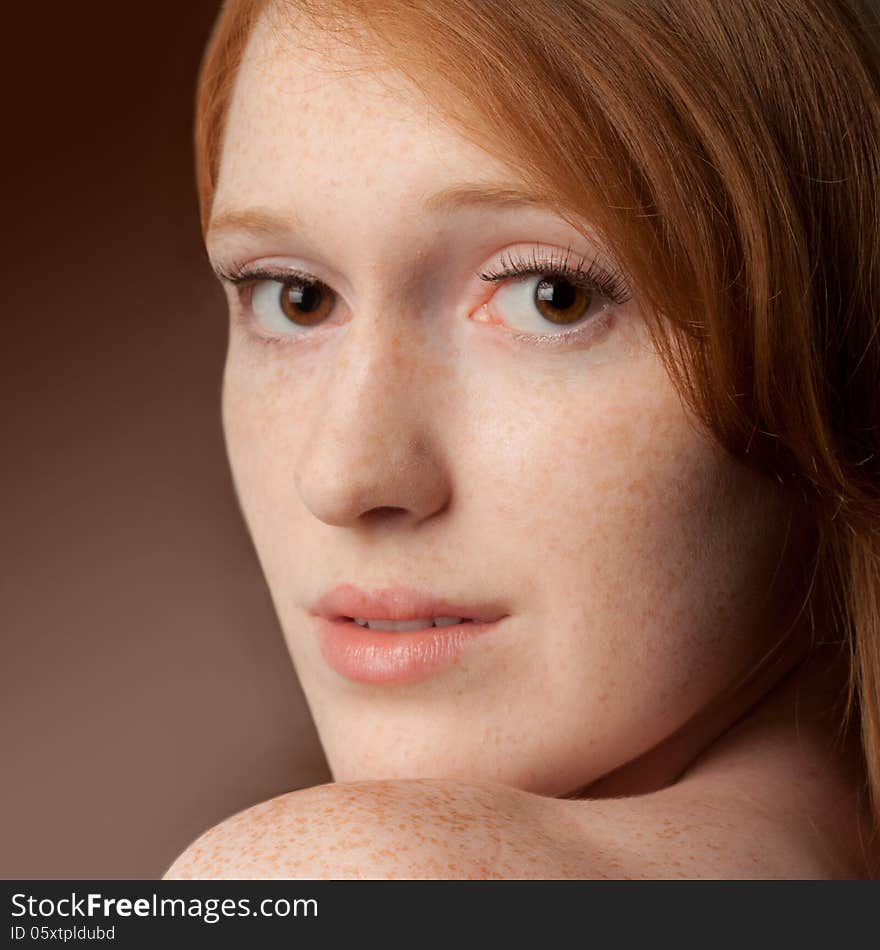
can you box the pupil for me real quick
[279,279,332,326]
[538,278,576,311]
[535,277,590,324]
[286,282,322,313]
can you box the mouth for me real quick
[342,616,477,632]
[310,584,509,684]
[312,583,507,626]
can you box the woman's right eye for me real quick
[249,276,338,338]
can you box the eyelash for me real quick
[216,245,632,348]
[478,246,631,306]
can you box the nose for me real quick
[293,313,452,528]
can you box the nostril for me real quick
[363,506,407,523]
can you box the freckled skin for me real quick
[169,9,875,878]
[164,660,871,879]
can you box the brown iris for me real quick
[534,277,591,324]
[279,279,335,326]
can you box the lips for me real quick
[309,584,510,684]
[311,583,508,624]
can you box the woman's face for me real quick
[207,12,796,796]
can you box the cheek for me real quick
[220,344,315,568]
[463,350,788,709]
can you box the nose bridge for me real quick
[293,303,449,526]
[333,294,426,431]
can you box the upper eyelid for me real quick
[477,248,631,305]
[214,246,627,290]
[214,263,316,285]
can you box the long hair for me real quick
[194,0,880,823]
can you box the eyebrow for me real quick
[207,183,563,242]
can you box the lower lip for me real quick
[312,616,505,684]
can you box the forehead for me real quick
[214,9,520,221]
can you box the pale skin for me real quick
[165,11,874,879]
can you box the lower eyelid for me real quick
[509,307,616,349]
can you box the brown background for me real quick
[1,2,330,878]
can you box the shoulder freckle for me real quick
[165,778,578,880]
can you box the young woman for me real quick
[164,0,880,878]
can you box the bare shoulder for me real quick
[163,659,875,880]
[161,765,868,880]
[163,777,571,879]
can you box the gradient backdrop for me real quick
[1,1,331,878]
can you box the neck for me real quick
[578,636,814,799]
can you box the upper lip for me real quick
[311,583,508,623]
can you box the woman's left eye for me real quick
[484,274,600,340]
[475,249,632,347]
